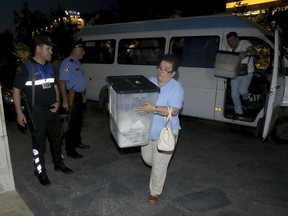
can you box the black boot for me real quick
[54,163,73,174]
[67,150,84,159]
[37,172,51,186]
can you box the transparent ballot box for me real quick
[106,75,160,148]
[214,51,241,78]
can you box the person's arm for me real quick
[239,44,257,59]
[54,84,61,102]
[82,93,86,104]
[12,87,27,127]
[59,80,69,109]
[246,45,257,57]
[136,102,180,116]
[153,105,180,116]
[49,84,61,112]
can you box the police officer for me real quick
[59,40,90,159]
[12,35,73,186]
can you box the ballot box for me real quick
[214,51,241,78]
[106,75,160,148]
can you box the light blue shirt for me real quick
[149,76,184,140]
[59,56,86,92]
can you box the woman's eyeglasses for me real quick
[156,66,173,74]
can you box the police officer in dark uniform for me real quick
[12,35,73,186]
[59,40,90,159]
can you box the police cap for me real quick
[73,39,83,49]
[34,35,55,47]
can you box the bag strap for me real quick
[246,56,251,64]
[163,106,173,129]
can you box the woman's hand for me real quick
[136,102,155,115]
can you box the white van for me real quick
[79,14,288,143]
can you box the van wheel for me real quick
[255,118,264,138]
[268,117,288,144]
[103,95,109,112]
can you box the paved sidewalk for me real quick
[0,190,33,216]
[3,101,288,216]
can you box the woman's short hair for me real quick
[160,54,180,72]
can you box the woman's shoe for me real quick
[148,195,159,205]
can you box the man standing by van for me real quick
[59,40,90,159]
[226,32,257,120]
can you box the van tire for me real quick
[268,117,288,144]
[103,95,109,113]
[99,86,108,110]
[255,117,264,138]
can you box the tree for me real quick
[273,9,288,48]
[13,3,81,59]
[14,2,50,48]
[13,41,31,62]
[115,0,226,23]
[232,0,249,15]
[48,6,75,57]
[0,31,16,63]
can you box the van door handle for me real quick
[275,84,280,89]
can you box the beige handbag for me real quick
[157,107,176,151]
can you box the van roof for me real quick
[80,14,269,37]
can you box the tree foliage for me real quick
[0,31,15,63]
[14,2,50,48]
[13,41,31,62]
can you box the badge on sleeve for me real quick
[64,67,70,73]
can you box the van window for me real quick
[118,38,166,65]
[83,40,116,64]
[169,36,220,68]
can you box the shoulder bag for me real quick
[157,107,176,151]
[237,56,251,76]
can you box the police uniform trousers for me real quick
[141,131,179,196]
[31,107,63,175]
[65,92,84,153]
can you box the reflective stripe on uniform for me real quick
[32,149,42,174]
[25,78,54,86]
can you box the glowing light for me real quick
[226,0,279,9]
[215,107,222,112]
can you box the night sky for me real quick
[0,0,227,33]
[0,0,117,33]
